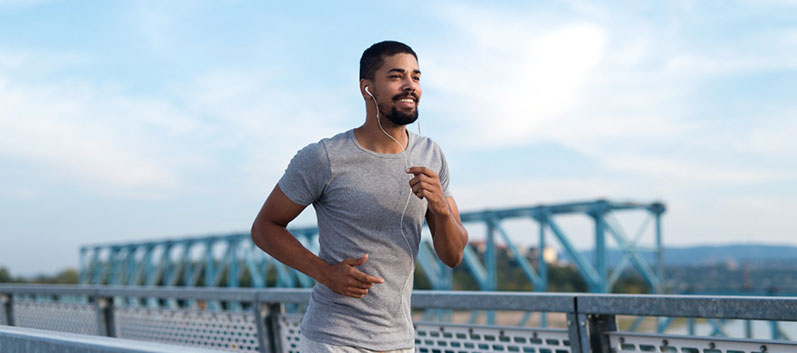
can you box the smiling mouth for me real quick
[394,94,418,107]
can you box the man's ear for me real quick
[360,79,372,100]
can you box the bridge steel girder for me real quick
[80,199,666,298]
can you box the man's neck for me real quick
[354,118,408,154]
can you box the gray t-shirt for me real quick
[278,129,451,351]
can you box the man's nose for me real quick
[401,78,418,92]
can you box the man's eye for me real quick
[413,76,420,81]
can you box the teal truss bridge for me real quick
[80,199,666,295]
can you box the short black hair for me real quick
[359,41,418,81]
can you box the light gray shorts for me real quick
[299,334,414,353]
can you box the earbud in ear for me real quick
[364,85,375,100]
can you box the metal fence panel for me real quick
[13,299,101,335]
[268,310,575,353]
[271,314,573,353]
[415,321,572,353]
[114,307,260,352]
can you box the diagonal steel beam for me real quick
[603,214,659,290]
[489,217,544,289]
[542,211,602,291]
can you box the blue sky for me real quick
[1,0,796,275]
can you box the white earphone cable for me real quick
[366,87,420,331]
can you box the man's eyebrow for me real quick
[387,68,422,75]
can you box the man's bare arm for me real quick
[251,185,383,298]
[407,167,468,267]
[425,197,468,267]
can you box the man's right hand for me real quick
[321,254,384,298]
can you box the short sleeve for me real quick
[438,147,453,198]
[278,142,331,206]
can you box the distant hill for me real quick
[579,244,797,267]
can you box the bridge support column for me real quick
[587,314,617,353]
[251,299,268,353]
[94,296,115,337]
[2,293,14,326]
[566,313,590,353]
[653,203,665,293]
[265,303,284,353]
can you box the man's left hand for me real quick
[407,166,450,217]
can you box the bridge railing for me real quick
[1,284,795,353]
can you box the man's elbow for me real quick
[444,231,468,267]
[439,231,468,267]
[442,253,463,268]
[250,222,263,248]
[250,222,260,242]
[250,218,272,250]
[442,244,465,267]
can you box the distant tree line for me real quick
[0,266,79,284]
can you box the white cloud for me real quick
[661,52,797,77]
[0,51,26,68]
[0,74,181,196]
[666,193,797,246]
[455,177,627,210]
[171,68,355,191]
[423,1,797,251]
[743,111,797,158]
[0,49,90,76]
[426,2,797,190]
[602,155,795,184]
[424,5,608,147]
[0,42,364,201]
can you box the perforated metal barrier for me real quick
[608,332,795,353]
[12,298,102,335]
[115,307,260,352]
[278,313,303,353]
[415,322,571,353]
[274,315,574,353]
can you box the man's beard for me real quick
[383,106,419,126]
[379,93,419,126]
